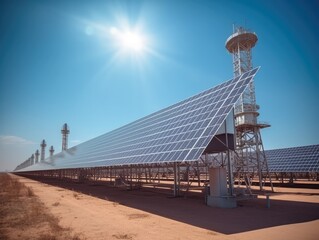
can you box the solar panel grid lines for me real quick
[77,71,252,163]
[67,94,229,164]
[266,144,319,172]
[66,115,215,160]
[64,102,206,155]
[87,74,242,142]
[182,72,256,161]
[16,67,260,172]
[74,77,245,157]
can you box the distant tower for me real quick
[40,139,47,161]
[225,26,272,191]
[49,146,55,157]
[35,150,40,163]
[61,123,70,151]
[31,154,35,165]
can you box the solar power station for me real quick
[15,66,261,207]
[14,26,319,208]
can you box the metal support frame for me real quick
[234,127,273,191]
[16,160,214,196]
[173,162,180,197]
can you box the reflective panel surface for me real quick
[266,144,319,172]
[15,67,259,171]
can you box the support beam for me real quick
[173,162,180,197]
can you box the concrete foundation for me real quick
[207,195,237,208]
[207,167,237,208]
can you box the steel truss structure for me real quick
[225,26,273,191]
[17,150,234,198]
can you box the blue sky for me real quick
[0,0,318,171]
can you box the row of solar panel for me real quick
[113,69,257,132]
[268,167,319,172]
[266,144,319,173]
[62,147,207,168]
[62,87,249,159]
[84,81,249,149]
[16,67,259,171]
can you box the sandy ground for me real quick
[12,175,319,240]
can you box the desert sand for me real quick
[8,174,319,240]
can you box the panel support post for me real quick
[196,161,201,186]
[173,162,180,197]
[130,165,133,190]
[224,112,234,196]
[110,167,113,184]
[207,167,237,208]
[227,149,234,196]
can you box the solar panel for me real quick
[15,67,260,172]
[266,144,319,173]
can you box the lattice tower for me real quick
[225,26,273,191]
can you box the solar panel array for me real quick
[266,144,319,172]
[16,67,260,172]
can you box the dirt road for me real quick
[13,175,319,240]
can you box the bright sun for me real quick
[110,27,145,52]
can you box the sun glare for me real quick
[110,27,145,53]
[122,32,144,51]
